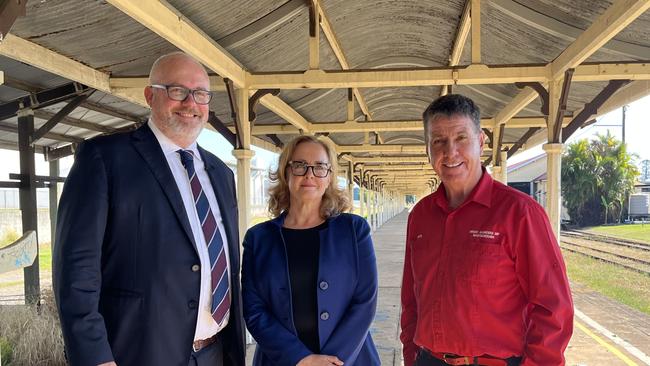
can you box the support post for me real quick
[543,143,563,238]
[471,0,481,64]
[49,159,59,249]
[491,165,502,182]
[545,78,564,239]
[347,160,354,203]
[18,108,40,304]
[347,88,354,121]
[378,181,383,226]
[232,87,255,238]
[359,167,365,218]
[500,150,508,185]
[372,189,377,231]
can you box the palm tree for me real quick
[562,132,639,226]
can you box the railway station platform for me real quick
[246,210,650,366]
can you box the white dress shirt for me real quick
[148,119,231,341]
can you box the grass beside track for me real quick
[562,250,650,315]
[586,224,650,243]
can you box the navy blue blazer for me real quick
[242,212,380,366]
[53,124,245,366]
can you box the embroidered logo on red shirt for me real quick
[469,229,501,244]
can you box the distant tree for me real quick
[562,132,639,226]
[641,159,650,182]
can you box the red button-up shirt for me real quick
[400,172,573,366]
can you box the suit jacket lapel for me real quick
[131,125,198,253]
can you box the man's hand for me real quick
[297,354,344,366]
[98,362,117,366]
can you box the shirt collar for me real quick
[433,167,493,210]
[148,118,202,162]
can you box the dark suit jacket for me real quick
[242,213,380,366]
[53,124,245,366]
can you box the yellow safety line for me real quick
[575,319,638,366]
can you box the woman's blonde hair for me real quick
[268,135,351,218]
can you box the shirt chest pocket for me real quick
[463,239,505,288]
[409,236,437,284]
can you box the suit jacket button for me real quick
[191,264,200,272]
[320,311,329,321]
[188,300,198,309]
[319,281,328,290]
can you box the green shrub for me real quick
[0,336,13,364]
[0,228,20,248]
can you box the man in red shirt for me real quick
[400,94,573,366]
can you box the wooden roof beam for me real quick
[0,35,150,107]
[107,0,314,135]
[247,62,650,89]
[563,79,631,140]
[308,0,320,70]
[318,3,372,119]
[32,92,92,143]
[248,64,551,89]
[106,0,246,87]
[33,110,118,134]
[249,120,422,135]
[550,0,650,80]
[442,0,472,96]
[509,81,650,158]
[0,121,83,144]
[368,171,435,177]
[0,35,115,96]
[364,165,435,171]
[351,156,430,164]
[0,35,280,152]
[337,144,427,154]
[245,117,568,135]
[0,0,27,41]
[110,76,227,92]
[471,0,481,64]
[490,0,650,60]
[497,0,650,154]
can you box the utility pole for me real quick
[622,105,628,144]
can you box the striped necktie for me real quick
[178,149,230,326]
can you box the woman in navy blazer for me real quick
[242,135,380,366]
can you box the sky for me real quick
[0,94,648,181]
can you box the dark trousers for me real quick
[415,349,521,366]
[188,337,224,366]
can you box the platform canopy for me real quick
[0,0,649,190]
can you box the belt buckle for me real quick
[442,354,470,365]
[193,335,216,353]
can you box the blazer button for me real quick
[319,281,329,290]
[191,264,200,272]
[188,300,198,309]
[320,311,329,321]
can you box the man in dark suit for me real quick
[54,52,245,366]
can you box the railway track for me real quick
[562,230,650,252]
[560,230,650,276]
[0,294,25,305]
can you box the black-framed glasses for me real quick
[150,84,213,105]
[288,161,331,178]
